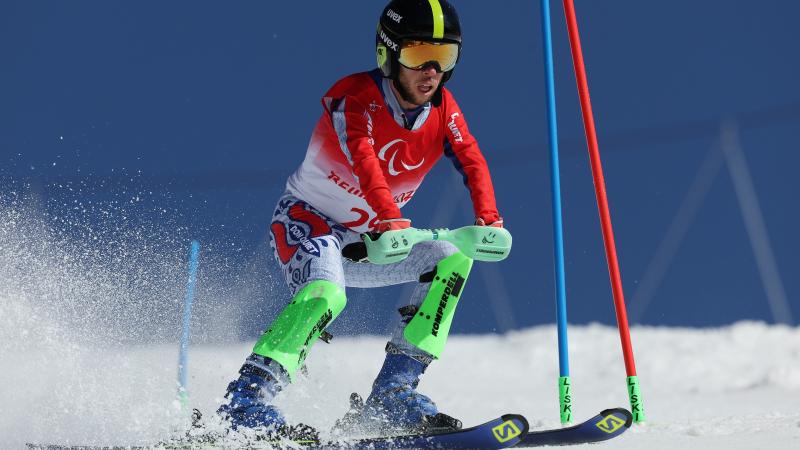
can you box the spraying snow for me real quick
[3,308,798,449]
[1,188,799,449]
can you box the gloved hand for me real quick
[475,217,504,228]
[374,218,412,233]
[361,218,412,262]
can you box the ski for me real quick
[515,408,632,447]
[27,413,529,450]
[322,414,529,449]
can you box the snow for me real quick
[1,199,798,448]
[2,314,799,449]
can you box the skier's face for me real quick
[393,64,443,108]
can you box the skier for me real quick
[218,0,504,440]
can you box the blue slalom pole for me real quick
[177,240,200,412]
[539,0,572,424]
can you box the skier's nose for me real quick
[420,65,438,76]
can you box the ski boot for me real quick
[217,354,319,444]
[334,352,461,436]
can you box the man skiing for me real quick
[218,0,503,440]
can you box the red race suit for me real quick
[286,70,500,232]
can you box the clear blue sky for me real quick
[1,1,798,335]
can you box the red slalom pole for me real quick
[561,0,645,422]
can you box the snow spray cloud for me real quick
[0,178,189,346]
[0,173,282,346]
[0,174,280,446]
[0,176,190,445]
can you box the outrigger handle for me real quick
[363,225,512,265]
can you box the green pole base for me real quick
[177,388,189,415]
[559,376,573,424]
[626,375,646,423]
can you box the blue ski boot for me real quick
[335,352,461,436]
[217,354,318,442]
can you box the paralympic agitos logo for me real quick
[378,139,424,176]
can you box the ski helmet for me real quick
[376,0,462,85]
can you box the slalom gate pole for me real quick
[560,0,645,422]
[538,0,573,425]
[177,240,200,413]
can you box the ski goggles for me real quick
[398,40,460,72]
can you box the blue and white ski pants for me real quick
[268,193,458,364]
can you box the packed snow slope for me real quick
[1,317,799,449]
[1,192,798,449]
